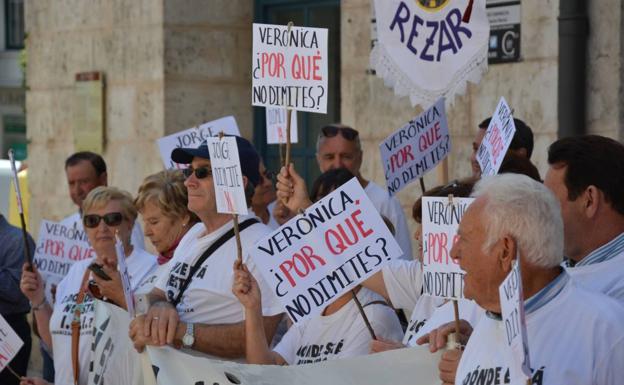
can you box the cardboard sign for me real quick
[476,97,516,176]
[421,197,473,300]
[115,238,135,317]
[252,23,328,114]
[266,107,298,144]
[499,259,531,380]
[249,178,402,323]
[34,220,95,302]
[157,116,240,169]
[380,98,451,196]
[0,314,24,372]
[206,137,248,215]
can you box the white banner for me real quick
[421,197,473,299]
[380,98,451,196]
[206,136,248,215]
[252,23,328,114]
[0,314,23,372]
[476,97,516,176]
[266,107,298,144]
[157,116,240,169]
[146,345,441,385]
[249,178,402,324]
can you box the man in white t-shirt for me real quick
[545,135,624,302]
[129,136,283,361]
[434,174,624,385]
[313,124,412,260]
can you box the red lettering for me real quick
[325,210,375,254]
[291,51,323,81]
[418,122,442,152]
[427,232,449,264]
[389,145,415,172]
[352,209,373,238]
[278,246,326,288]
[261,52,286,78]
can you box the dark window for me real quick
[5,0,25,50]
[254,0,341,190]
[3,115,27,160]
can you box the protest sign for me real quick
[249,178,402,323]
[145,345,441,385]
[88,300,145,385]
[156,116,240,169]
[380,98,451,196]
[0,314,23,372]
[421,197,474,300]
[115,237,135,317]
[266,107,298,144]
[206,136,248,215]
[499,259,531,381]
[252,23,328,114]
[34,220,95,302]
[476,97,516,176]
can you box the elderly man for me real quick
[129,136,282,361]
[544,135,624,301]
[438,174,624,385]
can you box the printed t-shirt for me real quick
[155,217,283,324]
[50,248,157,385]
[364,182,413,260]
[456,272,624,385]
[273,288,404,365]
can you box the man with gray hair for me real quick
[437,174,624,385]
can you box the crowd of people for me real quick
[0,117,623,385]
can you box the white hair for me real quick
[472,174,563,268]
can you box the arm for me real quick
[91,265,127,309]
[276,164,313,213]
[20,264,53,348]
[415,319,473,353]
[360,270,391,302]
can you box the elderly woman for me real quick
[133,170,198,295]
[20,186,156,385]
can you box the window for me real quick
[5,0,24,50]
[254,0,341,189]
[2,115,26,160]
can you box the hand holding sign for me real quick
[19,263,45,307]
[232,262,262,312]
[275,164,312,213]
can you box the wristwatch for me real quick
[182,322,195,348]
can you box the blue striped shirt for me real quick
[574,232,624,267]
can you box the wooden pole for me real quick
[8,149,33,269]
[285,109,292,167]
[350,290,376,339]
[5,364,21,381]
[419,177,426,194]
[233,214,242,264]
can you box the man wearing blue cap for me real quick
[129,136,283,361]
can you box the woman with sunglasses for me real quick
[20,186,156,385]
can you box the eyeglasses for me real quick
[83,212,124,228]
[320,125,359,141]
[260,169,276,183]
[182,166,212,179]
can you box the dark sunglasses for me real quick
[260,170,276,183]
[183,166,212,179]
[83,212,124,228]
[320,125,359,141]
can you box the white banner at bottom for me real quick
[145,344,441,385]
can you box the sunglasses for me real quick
[320,125,359,141]
[83,212,124,228]
[260,169,276,183]
[183,166,212,179]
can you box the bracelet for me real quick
[30,299,47,311]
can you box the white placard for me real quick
[421,197,473,300]
[249,178,402,324]
[34,220,95,302]
[115,237,135,317]
[156,116,240,169]
[0,314,24,372]
[252,23,328,114]
[266,107,298,144]
[476,97,516,176]
[380,98,451,196]
[499,259,531,380]
[206,137,248,215]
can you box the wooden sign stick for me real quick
[350,290,376,339]
[8,149,33,269]
[5,364,21,381]
[283,21,295,168]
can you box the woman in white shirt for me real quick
[20,186,156,385]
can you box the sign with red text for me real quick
[0,314,24,372]
[371,0,489,108]
[206,137,248,216]
[476,97,516,176]
[499,259,531,381]
[249,178,402,324]
[252,23,328,114]
[422,197,474,299]
[380,98,451,196]
[266,107,298,144]
[34,220,96,303]
[157,116,240,169]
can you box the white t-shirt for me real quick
[155,217,283,324]
[456,274,624,385]
[61,211,145,250]
[364,182,413,260]
[273,288,403,365]
[50,248,157,385]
